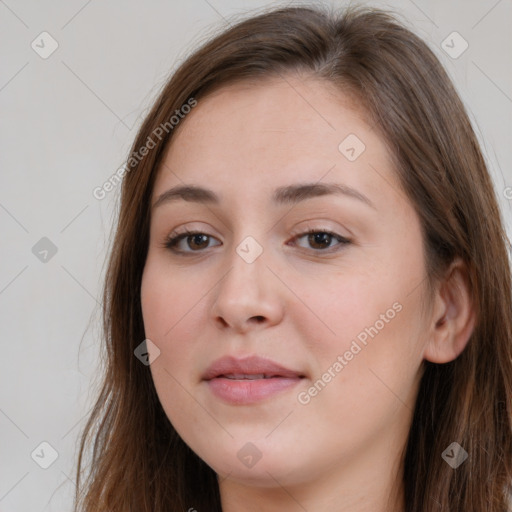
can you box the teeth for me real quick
[223,373,272,380]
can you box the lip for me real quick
[203,355,305,405]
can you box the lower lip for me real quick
[205,377,302,404]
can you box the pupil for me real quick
[309,232,330,248]
[190,234,208,249]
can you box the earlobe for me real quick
[423,258,476,364]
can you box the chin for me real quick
[199,444,308,488]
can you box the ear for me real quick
[423,257,476,363]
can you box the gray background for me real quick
[1,0,511,510]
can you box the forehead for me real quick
[153,76,400,208]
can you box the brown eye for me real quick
[164,231,221,253]
[307,232,334,250]
[185,233,210,250]
[293,230,351,252]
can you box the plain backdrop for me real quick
[1,0,511,510]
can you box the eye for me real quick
[162,228,351,255]
[290,229,351,252]
[163,229,221,253]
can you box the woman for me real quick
[74,4,512,511]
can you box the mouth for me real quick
[203,355,306,404]
[219,373,287,380]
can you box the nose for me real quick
[211,243,285,333]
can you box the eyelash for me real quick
[162,227,351,255]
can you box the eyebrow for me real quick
[152,182,376,210]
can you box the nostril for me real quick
[216,317,229,328]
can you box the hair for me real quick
[73,3,512,511]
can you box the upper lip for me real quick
[202,355,305,380]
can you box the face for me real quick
[141,75,431,490]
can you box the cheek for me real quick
[297,270,426,425]
[293,289,424,461]
[141,259,200,396]
[141,256,205,343]
[293,243,426,395]
[141,259,200,424]
[292,270,400,353]
[141,261,208,436]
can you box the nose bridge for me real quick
[220,234,267,303]
[211,232,283,330]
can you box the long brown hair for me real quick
[74,4,512,511]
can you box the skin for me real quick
[140,73,475,511]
